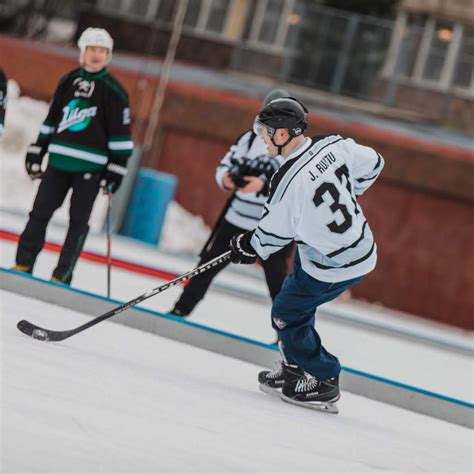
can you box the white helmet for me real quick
[77,28,114,65]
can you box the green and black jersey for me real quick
[0,68,7,137]
[36,67,133,173]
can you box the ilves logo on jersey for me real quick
[58,98,97,133]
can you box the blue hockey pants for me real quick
[271,253,365,380]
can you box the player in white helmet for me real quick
[12,28,133,284]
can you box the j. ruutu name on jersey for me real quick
[308,152,337,180]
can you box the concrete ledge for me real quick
[1,268,472,429]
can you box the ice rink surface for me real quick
[1,290,472,473]
[1,232,472,403]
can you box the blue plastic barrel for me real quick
[120,168,178,245]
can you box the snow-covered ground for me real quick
[2,291,472,473]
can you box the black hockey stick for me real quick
[17,251,232,342]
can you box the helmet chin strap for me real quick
[271,135,293,155]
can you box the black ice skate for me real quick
[281,374,340,414]
[258,361,304,397]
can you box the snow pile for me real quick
[0,81,49,216]
[159,200,210,254]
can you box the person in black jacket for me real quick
[0,68,7,138]
[12,28,134,284]
[168,89,293,319]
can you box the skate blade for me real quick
[280,393,339,414]
[259,383,281,398]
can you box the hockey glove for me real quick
[250,156,280,179]
[100,163,127,194]
[229,231,258,264]
[25,144,46,180]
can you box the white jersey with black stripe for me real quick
[215,130,285,230]
[250,135,384,282]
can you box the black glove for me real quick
[228,157,253,188]
[100,163,126,194]
[229,231,258,264]
[228,156,280,190]
[25,144,45,180]
[248,155,280,182]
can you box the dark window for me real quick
[453,26,474,90]
[423,20,454,82]
[258,0,284,44]
[206,0,231,33]
[183,0,201,28]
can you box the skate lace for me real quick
[295,376,320,393]
[267,361,284,379]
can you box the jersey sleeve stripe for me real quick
[228,208,261,221]
[233,194,265,207]
[107,163,128,175]
[253,232,286,248]
[356,174,379,183]
[255,225,293,241]
[356,153,384,183]
[372,153,382,170]
[108,140,134,150]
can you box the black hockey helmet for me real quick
[263,88,289,106]
[254,97,308,139]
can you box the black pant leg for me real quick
[52,171,100,284]
[173,220,243,315]
[261,243,293,301]
[16,167,71,268]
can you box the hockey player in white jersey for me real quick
[168,89,293,319]
[229,97,384,411]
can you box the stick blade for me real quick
[17,320,73,342]
[17,320,52,341]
